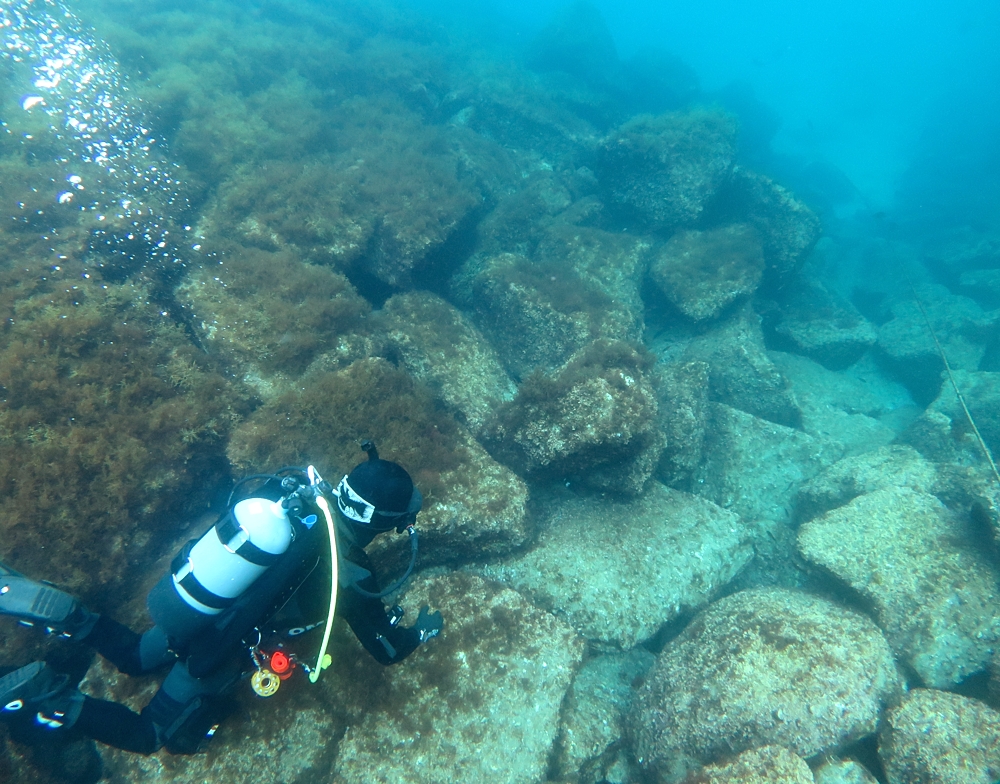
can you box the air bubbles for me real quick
[2,0,189,279]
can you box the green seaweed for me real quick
[182,245,371,375]
[0,276,249,609]
[227,357,464,508]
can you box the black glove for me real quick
[414,605,443,643]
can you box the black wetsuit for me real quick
[3,502,421,756]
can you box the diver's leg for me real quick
[73,696,159,754]
[338,586,420,665]
[84,617,176,675]
[140,659,239,754]
[1,661,158,755]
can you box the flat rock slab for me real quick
[689,746,815,784]
[556,648,655,782]
[694,403,844,524]
[476,482,753,647]
[798,486,1000,687]
[796,444,939,522]
[631,588,901,784]
[333,572,584,784]
[380,291,516,435]
[814,759,879,784]
[879,689,1000,784]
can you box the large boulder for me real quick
[526,0,620,88]
[201,111,489,288]
[227,358,530,568]
[379,291,517,436]
[554,648,655,783]
[177,245,373,396]
[650,223,765,322]
[878,689,1000,784]
[333,572,585,784]
[797,486,1000,687]
[631,588,901,784]
[459,224,650,379]
[693,403,844,524]
[682,306,802,428]
[719,167,822,280]
[685,746,815,784]
[764,280,877,370]
[595,109,738,230]
[476,482,753,647]
[484,340,664,495]
[899,369,1000,467]
[875,283,995,405]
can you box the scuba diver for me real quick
[0,442,443,768]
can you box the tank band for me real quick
[177,572,235,611]
[215,512,281,568]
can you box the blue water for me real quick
[2,1,1000,782]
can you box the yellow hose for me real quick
[308,469,339,683]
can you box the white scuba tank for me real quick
[172,498,293,616]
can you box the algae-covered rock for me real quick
[555,648,654,784]
[477,482,752,647]
[796,445,938,521]
[797,486,1000,687]
[767,280,876,370]
[651,223,765,322]
[682,307,802,428]
[201,106,487,287]
[177,245,372,396]
[87,650,339,784]
[899,368,1000,467]
[693,403,844,524]
[686,746,815,784]
[654,360,710,488]
[227,358,529,566]
[536,222,651,329]
[631,588,901,784]
[814,759,880,784]
[464,228,648,379]
[333,572,584,784]
[768,351,903,459]
[0,280,246,612]
[721,167,822,280]
[878,689,1000,784]
[463,251,618,378]
[485,340,664,495]
[875,283,995,404]
[379,291,517,435]
[596,109,737,230]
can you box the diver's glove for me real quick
[415,605,443,643]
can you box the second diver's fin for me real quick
[0,574,96,638]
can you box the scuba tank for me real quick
[173,498,293,615]
[148,497,295,645]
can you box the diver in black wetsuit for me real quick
[0,443,442,775]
